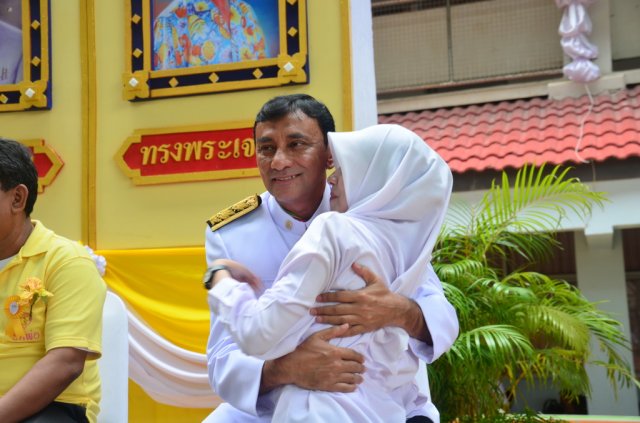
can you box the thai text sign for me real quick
[117,123,260,185]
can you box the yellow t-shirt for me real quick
[0,221,106,422]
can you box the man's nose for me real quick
[271,149,291,170]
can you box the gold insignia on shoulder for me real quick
[207,194,262,232]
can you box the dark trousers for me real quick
[407,416,434,423]
[21,401,88,423]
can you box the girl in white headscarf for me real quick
[208,124,453,423]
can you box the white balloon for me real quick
[560,33,599,60]
[557,0,600,83]
[563,58,601,83]
[559,3,592,37]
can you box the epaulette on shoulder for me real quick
[206,194,262,232]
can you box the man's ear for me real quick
[11,184,29,213]
[326,153,334,170]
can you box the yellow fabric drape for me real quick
[129,381,211,423]
[97,247,210,353]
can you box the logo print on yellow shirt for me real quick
[4,295,28,339]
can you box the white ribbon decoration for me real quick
[556,0,600,83]
[85,247,220,409]
[127,308,222,408]
[84,245,107,277]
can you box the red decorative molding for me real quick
[20,139,64,193]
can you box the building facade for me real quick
[371,0,640,415]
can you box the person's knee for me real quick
[21,402,88,423]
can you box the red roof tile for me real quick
[379,85,640,173]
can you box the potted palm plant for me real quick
[429,165,639,421]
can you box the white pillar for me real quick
[349,0,378,129]
[589,0,613,75]
[574,230,639,415]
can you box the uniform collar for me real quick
[267,184,331,236]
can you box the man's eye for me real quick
[258,145,275,154]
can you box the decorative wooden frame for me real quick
[123,0,308,100]
[0,0,51,112]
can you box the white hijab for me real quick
[328,124,453,296]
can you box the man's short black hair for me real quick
[0,137,38,216]
[253,94,336,145]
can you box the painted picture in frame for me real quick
[152,0,280,70]
[0,0,51,111]
[124,0,308,100]
[0,0,23,85]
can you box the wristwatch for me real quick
[203,264,229,290]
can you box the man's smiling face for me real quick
[255,111,330,220]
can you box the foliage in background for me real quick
[451,408,567,423]
[429,165,639,420]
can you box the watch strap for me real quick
[203,264,229,290]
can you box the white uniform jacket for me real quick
[204,187,458,422]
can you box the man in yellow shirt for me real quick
[0,138,106,422]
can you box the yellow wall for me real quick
[0,0,353,419]
[0,0,352,250]
[0,0,85,240]
[93,0,351,250]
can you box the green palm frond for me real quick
[576,309,629,349]
[490,232,559,264]
[448,324,534,365]
[441,282,474,324]
[482,165,605,232]
[429,164,637,419]
[519,304,590,353]
[440,199,477,238]
[442,165,606,262]
[470,278,537,302]
[515,348,591,395]
[589,360,640,392]
[434,259,487,283]
[504,272,571,292]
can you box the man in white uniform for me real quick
[0,19,23,85]
[204,94,459,423]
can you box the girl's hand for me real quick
[212,259,263,293]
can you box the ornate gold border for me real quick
[0,0,51,112]
[21,138,64,193]
[80,0,98,247]
[115,121,260,185]
[340,0,353,131]
[123,0,308,100]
